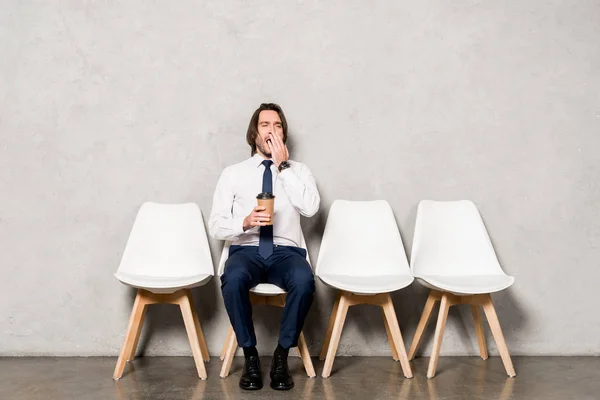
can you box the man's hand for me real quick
[243,206,271,231]
[267,131,289,168]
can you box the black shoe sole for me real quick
[270,381,294,391]
[239,382,263,391]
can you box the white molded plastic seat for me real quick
[410,200,514,295]
[316,200,414,295]
[113,202,214,380]
[318,274,414,295]
[114,272,212,293]
[115,202,213,294]
[415,274,514,295]
[408,200,516,379]
[316,200,413,379]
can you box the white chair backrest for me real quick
[411,200,505,276]
[217,232,311,276]
[315,200,411,277]
[117,202,214,278]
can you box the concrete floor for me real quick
[0,356,598,400]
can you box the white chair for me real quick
[217,234,316,379]
[113,202,213,380]
[407,200,516,379]
[317,200,414,379]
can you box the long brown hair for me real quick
[246,103,288,155]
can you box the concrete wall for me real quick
[1,1,599,356]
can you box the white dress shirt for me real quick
[209,154,320,247]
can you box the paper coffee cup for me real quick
[256,192,275,226]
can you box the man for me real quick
[209,103,320,391]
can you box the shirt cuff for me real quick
[277,166,293,179]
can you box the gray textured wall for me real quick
[1,1,599,357]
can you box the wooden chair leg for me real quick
[471,305,488,360]
[319,292,341,361]
[126,293,149,363]
[381,294,413,378]
[427,293,451,379]
[178,291,208,380]
[481,295,516,377]
[382,308,400,361]
[197,324,210,362]
[220,327,238,378]
[408,290,438,360]
[297,331,316,378]
[190,295,210,363]
[220,327,234,361]
[321,292,350,378]
[114,290,148,379]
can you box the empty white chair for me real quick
[407,200,516,378]
[317,200,414,379]
[217,233,316,379]
[113,202,213,380]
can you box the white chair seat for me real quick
[319,273,414,295]
[115,271,212,293]
[250,283,286,296]
[416,274,515,295]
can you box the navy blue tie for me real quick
[259,160,274,259]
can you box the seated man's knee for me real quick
[221,266,252,293]
[289,268,315,295]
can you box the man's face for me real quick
[255,110,284,158]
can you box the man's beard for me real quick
[256,141,271,158]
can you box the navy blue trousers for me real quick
[220,245,315,349]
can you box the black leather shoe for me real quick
[239,356,263,390]
[270,353,294,390]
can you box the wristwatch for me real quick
[278,160,291,172]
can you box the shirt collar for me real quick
[248,153,274,168]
